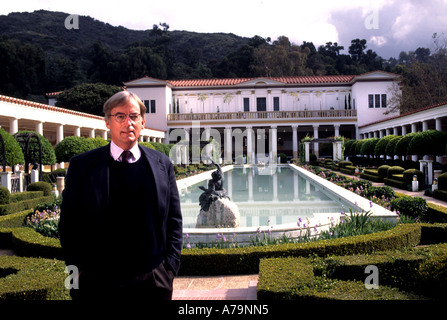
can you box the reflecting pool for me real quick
[179,165,353,229]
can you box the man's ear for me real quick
[105,119,111,129]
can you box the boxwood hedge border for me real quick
[1,210,446,299]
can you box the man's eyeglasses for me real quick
[110,112,141,123]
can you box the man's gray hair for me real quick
[103,91,146,120]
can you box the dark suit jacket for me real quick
[59,143,183,277]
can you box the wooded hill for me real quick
[0,10,446,113]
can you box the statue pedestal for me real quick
[196,197,240,228]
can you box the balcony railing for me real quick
[167,109,357,122]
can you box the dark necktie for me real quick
[121,150,131,163]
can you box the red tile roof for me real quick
[359,101,447,128]
[0,95,104,120]
[167,75,355,87]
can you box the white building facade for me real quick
[124,71,401,163]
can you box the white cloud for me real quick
[1,0,446,58]
[370,35,387,47]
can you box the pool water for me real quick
[179,166,353,229]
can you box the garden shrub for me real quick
[387,166,405,178]
[385,136,403,157]
[14,130,57,166]
[374,135,396,157]
[390,196,428,220]
[0,187,10,205]
[0,256,69,300]
[354,140,365,155]
[416,252,447,298]
[362,186,395,200]
[338,161,353,168]
[139,141,155,150]
[278,153,287,163]
[343,139,356,157]
[360,138,380,157]
[402,168,424,185]
[433,189,447,202]
[408,130,447,158]
[180,223,423,276]
[378,165,390,177]
[0,210,32,229]
[394,132,417,157]
[257,255,427,300]
[27,181,52,197]
[54,136,96,163]
[437,172,447,191]
[0,128,25,167]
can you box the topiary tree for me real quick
[54,136,96,163]
[374,135,396,157]
[86,136,109,149]
[354,139,366,156]
[0,186,10,205]
[360,138,380,157]
[394,132,418,157]
[27,181,52,196]
[385,135,403,157]
[14,130,56,165]
[139,141,155,150]
[0,128,25,167]
[343,139,356,157]
[408,130,447,158]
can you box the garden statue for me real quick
[197,158,240,228]
[198,158,227,211]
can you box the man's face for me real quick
[105,98,146,150]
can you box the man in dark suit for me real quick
[59,91,183,300]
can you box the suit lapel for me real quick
[140,146,167,213]
[89,145,110,210]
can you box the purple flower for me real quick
[186,243,191,249]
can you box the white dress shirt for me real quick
[109,141,141,163]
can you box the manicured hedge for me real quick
[257,256,426,300]
[360,169,384,182]
[0,227,63,260]
[257,241,447,300]
[179,223,423,276]
[0,195,54,216]
[0,256,69,300]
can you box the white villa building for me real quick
[124,70,402,163]
[1,70,447,166]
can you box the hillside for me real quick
[0,10,248,72]
[0,10,445,113]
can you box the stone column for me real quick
[74,127,81,137]
[304,142,310,163]
[35,122,44,135]
[246,126,254,164]
[334,124,340,137]
[313,125,319,158]
[224,126,232,164]
[270,125,277,164]
[401,125,407,136]
[56,124,64,144]
[292,124,298,159]
[9,118,18,135]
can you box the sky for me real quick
[1,0,447,59]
